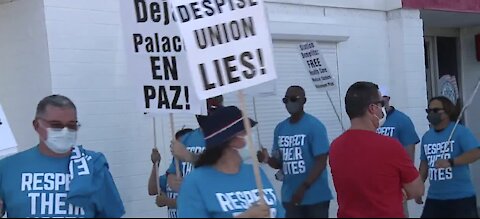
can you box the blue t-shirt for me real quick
[167,129,206,176]
[159,174,178,218]
[177,163,284,218]
[420,123,479,200]
[0,146,124,218]
[377,107,420,147]
[271,113,333,205]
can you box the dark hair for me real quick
[194,141,230,168]
[175,128,193,140]
[345,82,380,119]
[429,96,459,121]
[36,95,76,118]
[287,85,306,96]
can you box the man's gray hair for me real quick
[35,95,76,118]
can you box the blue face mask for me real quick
[286,102,302,115]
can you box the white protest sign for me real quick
[119,0,204,114]
[0,104,18,157]
[170,0,277,99]
[298,42,336,91]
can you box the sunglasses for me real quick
[371,100,385,107]
[38,118,81,131]
[425,108,444,114]
[282,96,303,104]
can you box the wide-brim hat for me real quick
[201,106,257,148]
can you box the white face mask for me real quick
[236,145,251,161]
[375,107,387,128]
[45,127,77,154]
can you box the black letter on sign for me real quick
[224,55,240,84]
[163,56,178,80]
[199,63,215,90]
[170,86,182,109]
[151,56,162,80]
[240,51,255,79]
[143,86,156,108]
[133,34,143,53]
[134,0,147,22]
[158,86,170,109]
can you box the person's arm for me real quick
[403,176,424,200]
[435,127,480,168]
[436,148,480,168]
[399,115,420,162]
[171,140,197,162]
[148,163,159,195]
[156,194,177,208]
[393,140,424,200]
[291,154,328,204]
[405,144,416,162]
[419,160,428,182]
[148,148,161,196]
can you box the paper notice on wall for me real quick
[0,104,18,157]
[298,41,337,91]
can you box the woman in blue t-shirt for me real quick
[177,106,284,218]
[418,96,480,218]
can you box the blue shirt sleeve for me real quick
[399,116,420,146]
[159,174,168,193]
[94,156,125,218]
[167,158,177,175]
[271,125,280,153]
[458,126,480,153]
[311,119,330,156]
[177,175,209,218]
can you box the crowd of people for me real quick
[0,81,479,218]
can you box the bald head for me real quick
[285,86,305,98]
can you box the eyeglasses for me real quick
[371,100,385,107]
[282,96,303,104]
[38,118,81,131]
[425,108,444,114]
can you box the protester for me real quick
[257,85,332,218]
[177,106,284,218]
[0,95,125,218]
[148,128,193,218]
[417,96,480,218]
[329,81,424,218]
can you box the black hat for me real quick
[201,106,257,148]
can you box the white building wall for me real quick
[460,26,480,207]
[0,0,52,152]
[35,0,427,217]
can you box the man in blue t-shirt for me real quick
[377,86,420,160]
[0,95,125,218]
[257,86,332,218]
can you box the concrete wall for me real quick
[0,0,52,152]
